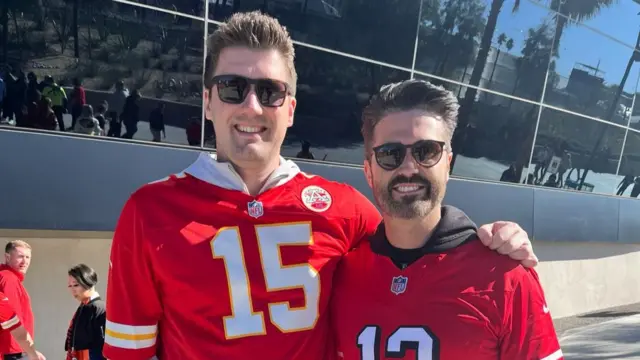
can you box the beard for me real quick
[373,174,441,219]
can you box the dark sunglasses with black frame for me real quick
[210,75,291,108]
[372,139,447,171]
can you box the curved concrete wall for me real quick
[1,127,640,243]
[1,128,640,358]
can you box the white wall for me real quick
[535,241,640,319]
[0,231,639,357]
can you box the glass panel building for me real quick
[2,0,640,198]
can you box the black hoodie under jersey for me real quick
[369,205,478,269]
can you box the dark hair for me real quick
[204,11,297,95]
[68,264,98,290]
[97,101,108,113]
[361,79,460,158]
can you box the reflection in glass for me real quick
[1,1,204,146]
[415,74,538,185]
[208,0,421,68]
[285,46,411,164]
[544,14,640,126]
[631,92,640,132]
[552,0,634,50]
[126,0,206,18]
[415,0,555,103]
[528,108,625,195]
[618,130,640,198]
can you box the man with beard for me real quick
[104,12,540,360]
[331,80,562,360]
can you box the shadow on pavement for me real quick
[579,310,640,319]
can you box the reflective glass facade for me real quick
[2,0,640,198]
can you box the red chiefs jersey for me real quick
[0,292,21,333]
[104,153,381,360]
[331,212,563,360]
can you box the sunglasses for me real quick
[211,75,290,107]
[372,140,446,171]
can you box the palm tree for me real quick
[487,32,508,89]
[578,30,640,189]
[451,0,618,171]
[549,0,617,56]
[450,0,519,171]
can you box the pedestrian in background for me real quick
[64,264,105,360]
[0,241,36,360]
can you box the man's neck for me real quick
[234,160,281,197]
[383,207,442,249]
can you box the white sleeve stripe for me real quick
[105,320,157,335]
[541,349,563,360]
[105,334,156,350]
[0,316,19,330]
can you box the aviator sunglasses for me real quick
[372,140,446,171]
[211,75,290,107]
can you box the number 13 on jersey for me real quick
[358,326,438,360]
[210,222,320,339]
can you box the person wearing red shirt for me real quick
[103,12,540,360]
[0,292,44,360]
[331,80,562,360]
[0,241,42,360]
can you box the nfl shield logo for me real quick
[390,276,408,295]
[247,200,264,218]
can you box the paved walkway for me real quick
[559,313,640,359]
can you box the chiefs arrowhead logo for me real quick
[301,186,332,213]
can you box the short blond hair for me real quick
[5,240,31,254]
[204,11,297,95]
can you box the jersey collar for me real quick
[0,264,24,282]
[185,152,301,195]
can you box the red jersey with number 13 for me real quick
[332,206,563,360]
[103,153,381,360]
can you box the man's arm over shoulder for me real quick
[104,194,162,360]
[344,186,381,250]
[500,267,563,360]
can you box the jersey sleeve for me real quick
[104,195,162,360]
[500,268,563,360]
[0,295,21,332]
[0,277,23,326]
[347,187,382,250]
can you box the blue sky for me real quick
[488,0,640,92]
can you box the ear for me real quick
[445,151,453,183]
[364,159,374,189]
[287,97,296,128]
[203,88,214,121]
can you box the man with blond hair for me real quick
[0,241,43,360]
[104,11,539,359]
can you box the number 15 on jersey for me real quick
[211,222,321,339]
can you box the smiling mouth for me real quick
[392,183,426,194]
[234,125,267,134]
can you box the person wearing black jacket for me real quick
[65,264,106,360]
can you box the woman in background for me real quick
[65,264,106,360]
